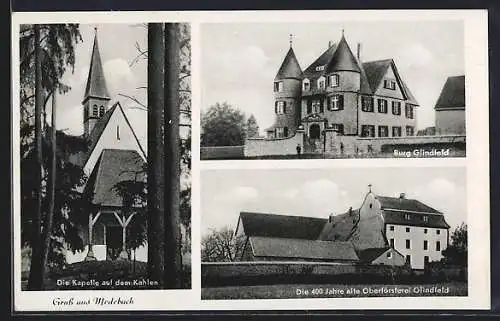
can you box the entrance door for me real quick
[309,124,321,139]
[106,226,122,260]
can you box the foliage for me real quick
[245,114,260,138]
[201,102,248,147]
[201,226,246,262]
[441,223,467,266]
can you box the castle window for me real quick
[317,77,326,90]
[405,104,414,119]
[378,126,389,137]
[377,99,388,113]
[406,227,410,233]
[392,126,402,137]
[276,127,284,138]
[92,104,99,117]
[274,81,283,92]
[312,100,322,114]
[384,79,396,90]
[424,240,428,250]
[329,74,339,87]
[361,96,374,112]
[276,101,286,114]
[389,225,394,231]
[315,65,325,72]
[436,229,441,235]
[390,238,394,247]
[436,241,441,251]
[99,105,105,117]
[392,101,401,115]
[329,94,344,111]
[406,239,411,249]
[423,215,429,222]
[361,125,375,137]
[406,126,414,136]
[424,228,428,234]
[302,79,310,91]
[331,123,344,135]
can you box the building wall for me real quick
[244,131,305,157]
[373,65,405,100]
[435,108,465,135]
[351,194,387,250]
[385,224,448,270]
[371,248,406,266]
[84,106,146,176]
[274,78,301,135]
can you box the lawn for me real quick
[201,282,468,300]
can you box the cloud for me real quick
[397,43,434,69]
[231,186,259,201]
[57,104,83,135]
[103,58,135,97]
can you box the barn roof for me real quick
[376,195,441,214]
[237,212,327,240]
[435,75,466,109]
[382,210,450,229]
[357,247,390,263]
[249,236,359,261]
[84,149,146,207]
[318,208,360,242]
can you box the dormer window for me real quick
[302,79,310,91]
[315,65,325,72]
[329,74,339,87]
[317,76,326,90]
[274,81,283,92]
[384,79,396,90]
[404,213,411,220]
[423,215,429,222]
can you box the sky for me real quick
[201,21,464,133]
[51,24,148,149]
[201,167,467,236]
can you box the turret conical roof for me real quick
[326,34,361,73]
[275,47,302,80]
[83,29,111,102]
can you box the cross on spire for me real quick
[341,27,345,37]
[289,33,293,47]
[368,184,372,193]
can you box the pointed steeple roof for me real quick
[326,34,361,73]
[275,47,302,80]
[83,28,111,103]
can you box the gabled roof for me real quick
[84,149,146,207]
[435,75,465,109]
[249,236,359,261]
[382,210,450,229]
[238,212,327,240]
[318,208,360,241]
[362,59,392,93]
[83,102,147,167]
[302,43,338,79]
[326,35,361,73]
[357,247,390,263]
[83,31,111,102]
[376,195,441,214]
[275,47,302,80]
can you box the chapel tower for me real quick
[82,28,111,136]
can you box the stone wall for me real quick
[244,130,305,157]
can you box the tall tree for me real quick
[442,223,467,266]
[245,114,260,138]
[27,24,44,290]
[147,23,165,286]
[201,102,247,147]
[201,227,246,262]
[164,23,182,288]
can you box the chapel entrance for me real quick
[106,226,123,260]
[309,124,321,139]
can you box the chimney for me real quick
[357,43,362,60]
[399,193,406,199]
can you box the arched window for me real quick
[302,79,310,91]
[92,104,99,117]
[317,76,326,90]
[99,105,105,117]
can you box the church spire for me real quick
[83,27,110,104]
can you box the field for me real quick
[201,282,468,300]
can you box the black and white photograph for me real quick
[201,167,468,300]
[200,21,466,160]
[17,22,192,291]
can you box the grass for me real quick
[201,282,468,300]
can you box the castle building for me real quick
[234,186,450,270]
[434,75,466,135]
[266,33,419,151]
[64,29,148,263]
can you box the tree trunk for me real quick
[163,23,182,289]
[40,91,57,283]
[147,23,165,287]
[27,24,44,291]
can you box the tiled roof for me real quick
[376,195,441,214]
[326,35,361,73]
[84,149,146,207]
[362,59,393,93]
[275,47,302,80]
[435,75,465,109]
[249,236,359,262]
[238,212,327,240]
[302,44,338,79]
[357,247,390,263]
[382,210,450,229]
[318,208,360,241]
[83,32,111,102]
